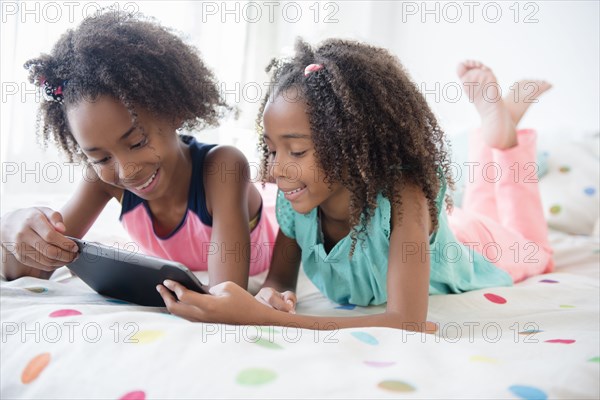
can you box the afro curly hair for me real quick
[256,38,455,254]
[24,10,227,162]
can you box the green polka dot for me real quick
[236,368,277,385]
[24,287,48,293]
[559,304,575,308]
[559,166,571,173]
[253,338,283,350]
[549,205,561,215]
[588,356,599,363]
[378,380,415,392]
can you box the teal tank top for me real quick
[275,181,513,306]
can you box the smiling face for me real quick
[66,96,185,200]
[262,91,348,215]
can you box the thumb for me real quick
[281,291,297,313]
[208,281,229,296]
[37,207,66,232]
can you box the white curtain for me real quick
[2,1,599,198]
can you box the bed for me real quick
[1,133,599,399]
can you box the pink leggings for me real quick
[447,129,554,283]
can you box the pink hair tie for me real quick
[304,63,323,76]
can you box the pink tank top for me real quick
[119,135,278,275]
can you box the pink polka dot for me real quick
[119,391,146,400]
[49,309,82,318]
[364,361,396,367]
[545,339,575,344]
[484,293,507,304]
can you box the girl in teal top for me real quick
[157,42,554,332]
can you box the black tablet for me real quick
[65,237,208,306]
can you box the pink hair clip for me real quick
[304,63,323,76]
[41,78,67,104]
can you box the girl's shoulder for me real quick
[203,144,249,170]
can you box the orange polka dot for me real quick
[558,166,571,173]
[21,353,51,384]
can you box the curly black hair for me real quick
[256,38,455,254]
[24,10,227,162]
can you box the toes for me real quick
[457,60,491,78]
[456,62,469,78]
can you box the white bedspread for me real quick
[1,230,598,399]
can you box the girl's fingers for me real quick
[157,284,207,322]
[163,279,185,298]
[156,284,177,304]
[163,280,208,305]
[281,291,297,312]
[256,288,295,313]
[281,291,297,304]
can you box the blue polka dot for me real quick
[584,187,596,196]
[509,385,547,400]
[106,299,130,305]
[351,331,379,345]
[335,304,356,310]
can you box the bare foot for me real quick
[457,60,516,149]
[505,80,552,126]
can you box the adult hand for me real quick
[1,207,78,271]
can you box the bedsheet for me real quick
[1,230,598,399]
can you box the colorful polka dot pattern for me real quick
[364,361,396,367]
[544,339,575,344]
[519,329,544,335]
[21,353,51,384]
[335,304,356,310]
[378,380,415,392]
[236,368,277,385]
[130,330,165,344]
[119,391,146,400]
[13,318,592,397]
[24,287,48,293]
[9,265,596,398]
[49,309,82,317]
[509,385,547,400]
[351,331,379,345]
[484,293,507,304]
[106,299,130,305]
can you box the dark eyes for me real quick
[130,136,148,149]
[267,150,307,160]
[89,136,148,165]
[91,157,110,165]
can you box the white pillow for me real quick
[538,133,599,235]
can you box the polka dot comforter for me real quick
[1,230,598,399]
